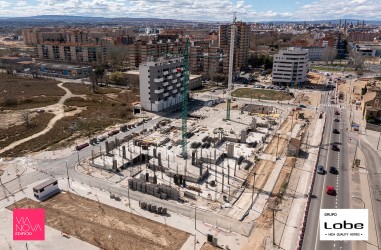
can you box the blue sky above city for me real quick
[0,0,380,21]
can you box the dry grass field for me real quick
[8,192,189,250]
[0,74,65,110]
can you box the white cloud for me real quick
[0,0,380,21]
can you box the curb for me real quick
[296,114,326,250]
[1,165,27,185]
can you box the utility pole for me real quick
[268,207,282,246]
[251,172,257,204]
[66,161,70,188]
[377,132,381,150]
[194,205,197,250]
[275,134,280,160]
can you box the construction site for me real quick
[0,16,327,250]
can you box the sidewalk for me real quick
[278,115,325,249]
[349,139,379,250]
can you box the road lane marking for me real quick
[315,106,335,250]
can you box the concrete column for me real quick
[122,146,126,159]
[105,141,110,154]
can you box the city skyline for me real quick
[0,0,380,22]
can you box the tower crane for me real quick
[226,14,236,120]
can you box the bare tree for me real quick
[21,110,32,128]
[322,46,337,65]
[347,44,365,71]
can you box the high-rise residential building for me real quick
[219,21,250,71]
[139,56,184,112]
[272,47,309,85]
[128,40,185,69]
[189,46,228,75]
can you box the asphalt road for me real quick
[302,89,352,250]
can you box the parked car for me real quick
[326,186,336,195]
[317,165,325,175]
[334,118,340,122]
[333,129,340,134]
[299,104,307,108]
[75,143,89,151]
[329,166,338,174]
[108,130,120,136]
[335,111,340,115]
[330,100,335,104]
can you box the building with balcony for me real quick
[139,56,185,112]
[219,21,250,71]
[272,47,309,85]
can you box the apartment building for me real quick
[128,40,185,69]
[189,45,228,74]
[219,21,250,71]
[301,46,325,61]
[139,56,185,112]
[36,43,107,64]
[272,47,309,85]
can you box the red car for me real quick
[326,186,336,195]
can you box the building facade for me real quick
[36,43,107,64]
[219,21,250,71]
[139,57,185,112]
[302,46,325,61]
[272,47,309,85]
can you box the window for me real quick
[39,188,45,192]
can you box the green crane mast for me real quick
[181,39,190,158]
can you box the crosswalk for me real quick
[319,104,346,109]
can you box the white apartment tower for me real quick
[139,56,184,112]
[272,47,309,85]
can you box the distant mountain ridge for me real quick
[0,15,380,25]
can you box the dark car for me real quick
[332,144,339,151]
[329,166,338,174]
[333,129,340,134]
[317,165,325,175]
[334,118,340,122]
[335,111,340,115]
[299,104,307,108]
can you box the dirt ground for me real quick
[242,158,295,250]
[242,110,303,250]
[8,192,189,250]
[0,74,65,110]
[294,92,321,107]
[307,73,323,85]
[0,112,54,150]
[200,242,223,250]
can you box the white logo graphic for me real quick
[320,209,368,241]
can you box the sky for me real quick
[0,0,380,21]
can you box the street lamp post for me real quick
[352,196,365,209]
[268,207,282,246]
[275,134,280,160]
[251,172,257,204]
[349,137,359,167]
[66,161,70,188]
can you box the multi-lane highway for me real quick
[302,86,352,250]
